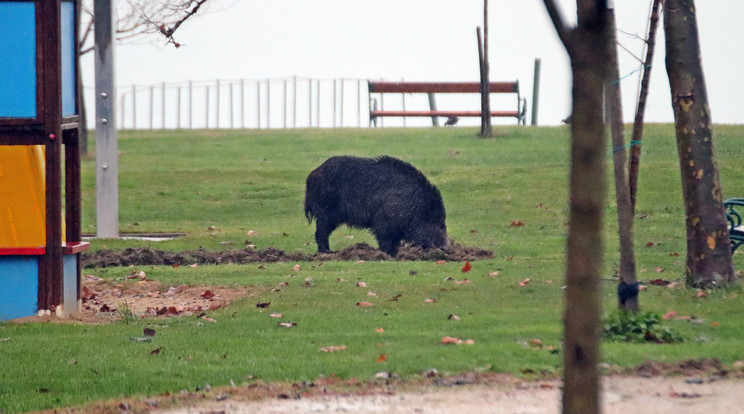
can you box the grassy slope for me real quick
[1,125,743,412]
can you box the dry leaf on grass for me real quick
[319,345,347,352]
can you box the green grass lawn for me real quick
[1,125,743,412]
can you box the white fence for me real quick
[83,77,527,130]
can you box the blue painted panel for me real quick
[0,256,38,320]
[61,1,76,117]
[0,3,36,118]
[63,254,78,313]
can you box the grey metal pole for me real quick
[94,0,119,238]
[161,82,166,129]
[531,58,541,126]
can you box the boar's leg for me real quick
[376,237,401,257]
[314,218,337,253]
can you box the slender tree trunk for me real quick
[628,0,662,213]
[664,0,734,288]
[543,1,609,413]
[479,0,492,137]
[605,6,638,311]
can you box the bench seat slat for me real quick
[370,110,520,118]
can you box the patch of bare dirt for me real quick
[81,242,493,268]
[11,275,261,325]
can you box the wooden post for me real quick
[477,25,492,136]
[94,0,118,238]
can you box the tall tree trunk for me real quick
[605,6,638,311]
[628,0,662,213]
[664,0,735,288]
[543,1,609,413]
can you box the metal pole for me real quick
[340,79,345,127]
[188,80,193,129]
[216,79,221,128]
[132,84,136,129]
[333,79,337,128]
[256,81,261,129]
[427,93,438,127]
[205,85,210,129]
[94,0,118,238]
[161,82,166,128]
[357,79,362,128]
[308,79,312,127]
[267,80,271,128]
[229,81,234,128]
[294,79,298,128]
[149,85,154,129]
[177,86,181,129]
[316,80,320,127]
[531,58,541,126]
[119,92,125,129]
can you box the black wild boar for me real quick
[304,155,448,256]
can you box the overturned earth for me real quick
[81,242,493,268]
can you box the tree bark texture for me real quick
[664,0,735,288]
[543,1,610,413]
[605,7,638,311]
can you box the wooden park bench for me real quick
[724,198,744,252]
[368,81,526,126]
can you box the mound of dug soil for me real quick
[81,242,493,268]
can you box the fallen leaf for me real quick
[448,314,460,321]
[711,321,719,327]
[247,230,258,236]
[654,266,665,273]
[367,291,378,296]
[278,322,297,328]
[269,313,283,318]
[488,271,500,277]
[519,278,531,287]
[293,264,302,272]
[84,275,103,281]
[148,291,161,298]
[461,262,472,272]
[436,260,446,265]
[375,327,385,333]
[529,338,543,348]
[424,298,436,303]
[319,345,347,352]
[389,294,403,302]
[150,347,162,355]
[441,336,460,344]
[356,281,367,288]
[511,220,525,227]
[189,264,198,268]
[143,328,156,337]
[376,354,387,363]
[356,302,374,307]
[356,260,366,264]
[707,236,716,250]
[202,316,217,323]
[201,290,215,299]
[696,290,708,298]
[256,302,271,308]
[646,241,657,247]
[662,311,678,320]
[337,278,347,282]
[455,279,471,285]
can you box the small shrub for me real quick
[602,310,685,344]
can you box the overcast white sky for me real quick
[82,0,743,126]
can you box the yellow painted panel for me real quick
[0,146,46,247]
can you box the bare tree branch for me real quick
[542,0,571,48]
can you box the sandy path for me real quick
[155,376,744,414]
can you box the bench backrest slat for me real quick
[368,81,518,94]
